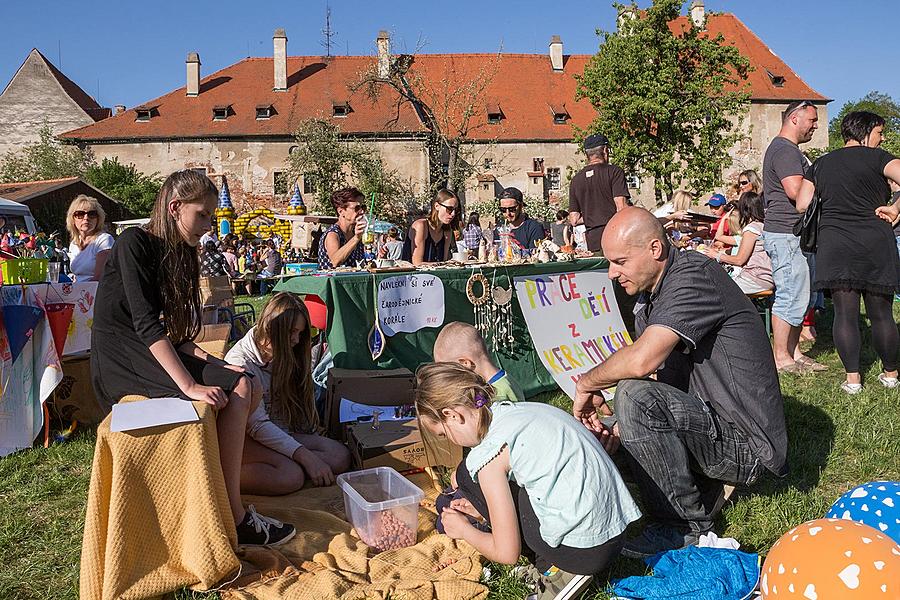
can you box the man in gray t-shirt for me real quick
[572,208,786,558]
[761,100,826,374]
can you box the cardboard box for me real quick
[325,368,416,439]
[54,355,108,424]
[195,323,232,359]
[346,418,462,473]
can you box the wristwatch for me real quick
[715,252,723,263]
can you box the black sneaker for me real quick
[236,504,296,547]
[621,522,705,559]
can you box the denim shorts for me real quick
[763,232,810,327]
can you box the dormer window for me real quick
[212,105,231,121]
[766,70,786,88]
[256,104,275,120]
[549,102,569,124]
[134,106,156,122]
[486,100,503,124]
[332,101,351,117]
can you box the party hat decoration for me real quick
[44,302,74,358]
[1,304,44,364]
[216,175,235,236]
[288,183,307,215]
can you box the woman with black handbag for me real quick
[796,111,900,395]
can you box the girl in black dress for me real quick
[91,170,295,546]
[796,111,900,395]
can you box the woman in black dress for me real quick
[401,189,459,265]
[91,170,295,546]
[797,111,900,394]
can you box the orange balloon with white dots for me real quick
[760,518,900,599]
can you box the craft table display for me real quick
[0,281,98,455]
[275,258,611,398]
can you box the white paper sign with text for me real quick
[377,274,445,336]
[514,270,631,400]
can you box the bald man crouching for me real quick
[573,207,787,558]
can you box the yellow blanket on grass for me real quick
[80,396,486,600]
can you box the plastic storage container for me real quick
[337,466,425,552]
[0,257,48,284]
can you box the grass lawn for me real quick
[1,301,898,599]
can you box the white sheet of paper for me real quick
[110,397,199,432]
[338,398,411,423]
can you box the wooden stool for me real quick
[747,290,774,336]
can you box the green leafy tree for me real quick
[285,118,415,224]
[828,91,900,155]
[84,158,162,217]
[0,123,94,183]
[575,0,752,202]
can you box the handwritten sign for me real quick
[514,270,631,400]
[377,274,445,336]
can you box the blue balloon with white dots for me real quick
[826,480,900,544]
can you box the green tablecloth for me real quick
[275,258,610,398]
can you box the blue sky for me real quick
[2,0,897,121]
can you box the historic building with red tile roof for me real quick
[59,4,828,212]
[0,49,110,158]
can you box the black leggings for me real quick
[455,463,624,575]
[831,289,898,374]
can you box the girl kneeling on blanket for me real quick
[416,363,641,600]
[91,170,294,547]
[225,292,351,494]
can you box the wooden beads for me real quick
[364,509,416,552]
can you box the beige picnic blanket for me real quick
[80,396,486,600]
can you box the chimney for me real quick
[114,105,126,115]
[690,0,706,28]
[273,28,288,91]
[185,52,200,97]
[549,36,563,71]
[376,30,391,79]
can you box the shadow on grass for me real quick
[749,394,834,496]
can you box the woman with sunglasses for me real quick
[401,189,459,265]
[66,194,114,282]
[317,187,367,269]
[736,170,761,195]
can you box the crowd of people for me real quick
[55,100,898,599]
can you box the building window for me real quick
[256,104,274,120]
[626,174,641,189]
[135,106,154,122]
[483,157,493,170]
[549,103,569,125]
[532,176,541,185]
[212,105,230,121]
[546,167,561,191]
[486,100,503,124]
[532,157,544,173]
[302,174,316,195]
[766,70,786,88]
[332,101,351,117]
[273,171,289,195]
[482,183,491,191]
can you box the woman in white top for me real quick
[66,195,114,282]
[705,192,773,294]
[225,292,350,494]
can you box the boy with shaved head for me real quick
[432,321,525,403]
[571,207,786,559]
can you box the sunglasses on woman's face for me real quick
[73,210,99,219]
[437,202,458,214]
[739,180,750,186]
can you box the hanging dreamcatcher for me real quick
[489,272,515,353]
[466,271,492,340]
